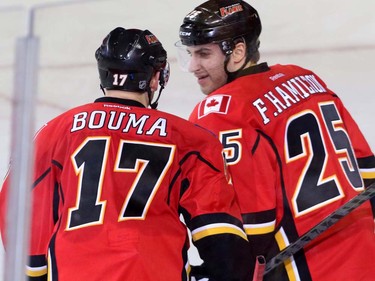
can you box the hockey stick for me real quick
[252,256,266,281]
[264,182,375,275]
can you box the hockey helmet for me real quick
[95,27,169,93]
[179,0,261,55]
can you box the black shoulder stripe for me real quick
[27,255,47,280]
[188,212,244,230]
[251,133,261,155]
[167,151,220,204]
[32,167,51,189]
[179,151,220,172]
[52,159,63,170]
[29,254,47,267]
[242,209,276,225]
[357,155,375,169]
[32,160,63,189]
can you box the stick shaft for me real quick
[264,182,375,275]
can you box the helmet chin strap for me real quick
[149,85,165,109]
[100,84,106,95]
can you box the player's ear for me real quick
[150,71,160,92]
[227,42,246,72]
[231,42,246,63]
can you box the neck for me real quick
[104,90,149,107]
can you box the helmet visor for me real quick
[174,40,191,72]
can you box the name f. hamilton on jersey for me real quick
[252,73,327,125]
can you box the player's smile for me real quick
[197,74,209,85]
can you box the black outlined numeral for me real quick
[286,102,362,216]
[67,138,174,230]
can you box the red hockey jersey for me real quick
[189,63,375,281]
[0,97,253,281]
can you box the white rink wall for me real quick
[0,0,374,279]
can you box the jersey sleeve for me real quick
[239,132,283,257]
[0,123,61,280]
[178,135,255,281]
[189,99,282,258]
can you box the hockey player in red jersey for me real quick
[0,27,255,281]
[177,0,375,280]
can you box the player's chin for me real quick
[198,78,214,95]
[199,85,212,95]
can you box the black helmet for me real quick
[95,27,169,93]
[179,0,261,55]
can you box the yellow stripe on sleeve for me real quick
[244,220,276,235]
[192,223,248,242]
[360,168,375,179]
[26,265,48,277]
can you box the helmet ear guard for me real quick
[158,61,170,89]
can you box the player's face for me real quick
[186,43,227,95]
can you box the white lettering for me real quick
[290,78,310,98]
[71,112,88,132]
[252,74,328,125]
[146,118,167,136]
[70,110,168,137]
[108,111,126,130]
[265,91,287,116]
[123,114,149,134]
[113,74,127,86]
[89,111,106,129]
[253,98,270,125]
[275,86,297,107]
[306,75,326,93]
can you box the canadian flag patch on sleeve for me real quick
[198,95,231,118]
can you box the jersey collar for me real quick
[237,62,270,78]
[94,97,146,108]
